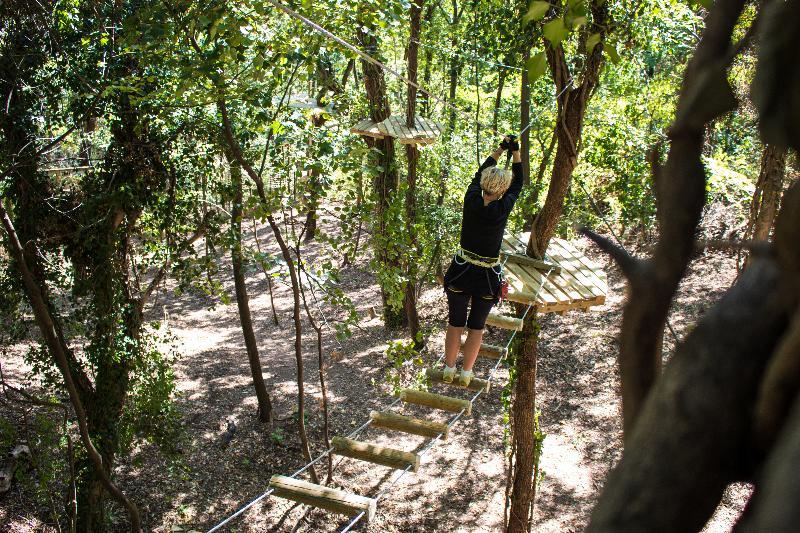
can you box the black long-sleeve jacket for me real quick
[458,156,524,258]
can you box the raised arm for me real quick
[499,139,524,213]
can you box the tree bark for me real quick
[356,15,404,328]
[598,0,745,439]
[508,6,610,531]
[741,144,787,269]
[217,98,319,484]
[586,254,792,532]
[229,158,274,424]
[506,314,540,533]
[403,0,424,347]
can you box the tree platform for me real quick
[350,115,442,145]
[500,234,607,314]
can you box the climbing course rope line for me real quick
[265,0,493,132]
[207,259,549,532]
[338,297,542,533]
[410,38,523,71]
[267,0,575,140]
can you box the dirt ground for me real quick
[1,215,752,532]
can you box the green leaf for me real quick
[523,1,550,23]
[543,18,569,46]
[603,42,620,64]
[586,32,601,54]
[526,52,548,83]
[571,16,587,28]
[690,0,714,8]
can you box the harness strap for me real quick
[458,248,501,268]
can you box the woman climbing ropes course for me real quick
[442,135,523,386]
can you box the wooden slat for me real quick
[425,369,490,393]
[549,239,607,297]
[398,389,472,415]
[332,436,419,472]
[462,342,508,359]
[545,246,603,302]
[504,263,559,304]
[370,410,449,439]
[350,118,385,139]
[269,475,376,522]
[498,233,607,313]
[502,252,561,274]
[552,238,607,286]
[486,311,524,331]
[377,115,440,144]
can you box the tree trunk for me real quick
[356,15,404,328]
[493,67,507,133]
[230,159,273,424]
[506,314,540,533]
[752,145,787,241]
[217,98,319,484]
[403,0,424,347]
[508,13,609,530]
[520,45,532,185]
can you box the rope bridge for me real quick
[206,234,606,531]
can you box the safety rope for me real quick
[339,262,551,532]
[265,0,496,134]
[338,298,539,532]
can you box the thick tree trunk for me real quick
[508,12,609,530]
[356,17,404,328]
[587,255,792,532]
[506,314,540,533]
[741,144,787,268]
[230,160,273,424]
[403,0,424,347]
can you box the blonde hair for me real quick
[480,166,512,196]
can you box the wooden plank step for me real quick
[502,252,561,274]
[425,369,489,393]
[486,311,524,331]
[397,388,472,415]
[462,342,508,360]
[370,410,449,439]
[332,436,419,472]
[269,474,376,522]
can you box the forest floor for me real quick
[1,212,752,532]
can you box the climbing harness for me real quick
[458,247,501,268]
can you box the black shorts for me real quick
[443,256,501,330]
[445,287,495,330]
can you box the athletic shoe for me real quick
[459,369,473,387]
[442,365,456,383]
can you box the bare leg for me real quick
[461,327,484,372]
[444,325,464,367]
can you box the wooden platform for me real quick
[500,234,607,314]
[350,115,442,145]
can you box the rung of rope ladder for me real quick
[369,410,449,439]
[462,341,508,359]
[486,311,524,331]
[268,474,377,522]
[332,436,420,472]
[425,368,490,393]
[397,388,472,415]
